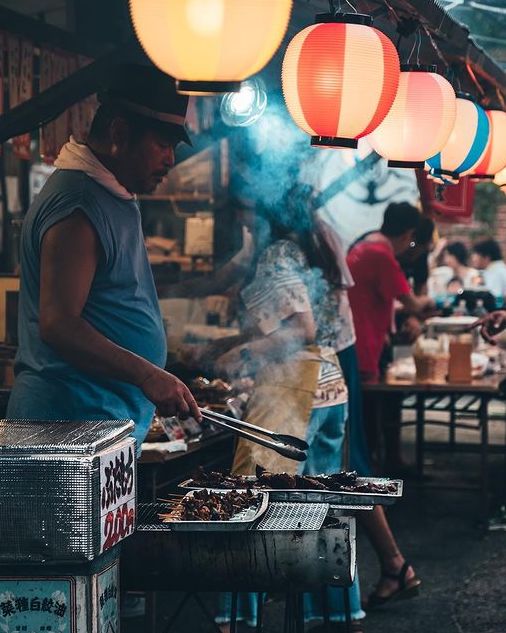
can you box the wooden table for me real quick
[362,374,506,519]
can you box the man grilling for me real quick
[7,64,201,451]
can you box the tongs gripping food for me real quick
[200,408,308,462]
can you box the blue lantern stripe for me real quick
[426,150,441,171]
[457,104,490,173]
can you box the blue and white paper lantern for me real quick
[427,93,490,183]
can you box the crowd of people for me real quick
[429,237,506,306]
[199,194,506,632]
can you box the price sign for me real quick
[99,441,136,553]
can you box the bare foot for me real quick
[218,625,230,633]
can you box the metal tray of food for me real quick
[179,476,403,507]
[159,489,269,532]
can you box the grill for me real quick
[256,502,329,531]
[121,502,356,592]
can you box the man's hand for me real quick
[139,368,201,421]
[472,310,506,345]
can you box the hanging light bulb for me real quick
[427,93,490,183]
[130,0,293,95]
[220,78,267,127]
[281,13,400,148]
[368,65,456,168]
[464,109,506,179]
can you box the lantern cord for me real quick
[407,27,421,64]
[422,23,450,70]
[383,0,401,22]
[334,0,358,13]
[466,62,486,96]
[496,88,506,111]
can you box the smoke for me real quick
[228,94,316,220]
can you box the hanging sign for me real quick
[8,37,33,160]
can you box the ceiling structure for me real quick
[1,0,506,148]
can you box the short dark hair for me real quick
[381,202,421,238]
[473,239,503,262]
[413,216,435,247]
[446,241,469,266]
[88,103,182,145]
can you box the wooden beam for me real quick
[0,5,111,58]
[0,39,145,144]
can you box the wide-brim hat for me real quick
[98,64,191,145]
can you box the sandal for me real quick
[366,561,421,611]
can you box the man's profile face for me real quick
[125,128,177,194]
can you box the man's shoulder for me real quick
[348,239,393,264]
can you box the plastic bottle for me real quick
[454,299,468,317]
[474,299,487,318]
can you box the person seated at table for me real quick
[346,204,434,475]
[472,239,506,301]
[444,242,480,289]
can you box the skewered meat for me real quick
[160,489,258,523]
[188,466,398,495]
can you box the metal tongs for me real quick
[200,407,308,462]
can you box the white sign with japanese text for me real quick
[99,440,136,553]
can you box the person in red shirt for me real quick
[347,202,433,381]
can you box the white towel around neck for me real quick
[54,136,134,200]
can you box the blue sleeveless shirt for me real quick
[7,170,167,450]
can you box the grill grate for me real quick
[137,503,174,531]
[255,502,329,531]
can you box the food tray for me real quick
[158,490,269,532]
[179,477,403,507]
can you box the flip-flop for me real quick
[366,561,422,611]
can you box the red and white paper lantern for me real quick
[282,13,400,148]
[368,65,456,168]
[465,109,506,179]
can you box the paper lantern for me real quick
[427,93,490,182]
[130,0,292,95]
[282,13,400,149]
[494,166,506,188]
[465,109,506,179]
[368,65,456,169]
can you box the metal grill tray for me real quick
[179,476,403,507]
[256,502,329,531]
[137,491,269,532]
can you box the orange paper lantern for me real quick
[130,0,292,95]
[282,13,400,148]
[368,65,456,168]
[465,109,506,179]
